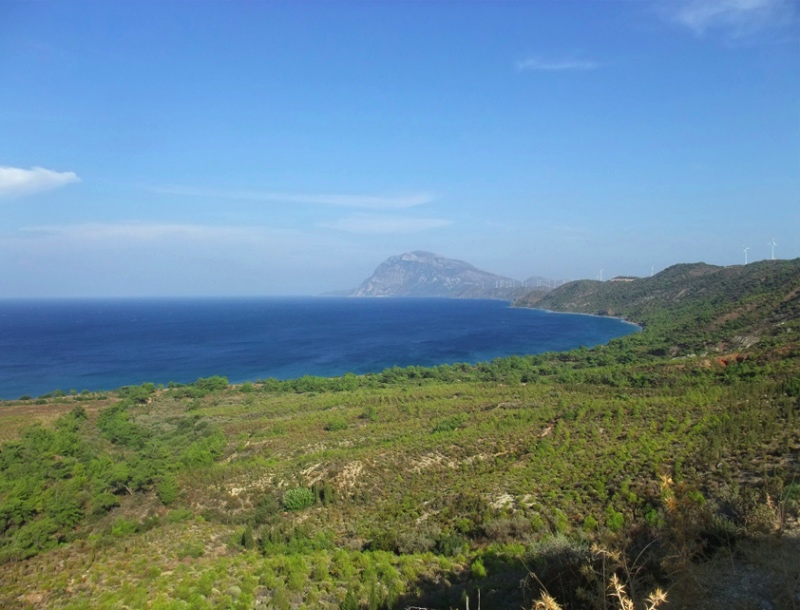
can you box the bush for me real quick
[605,507,625,533]
[156,475,179,506]
[470,557,487,579]
[111,517,138,537]
[432,414,466,433]
[325,416,348,432]
[436,532,468,556]
[781,482,800,518]
[396,530,436,554]
[282,487,315,511]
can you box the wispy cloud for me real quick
[18,222,261,243]
[152,186,436,209]
[665,0,797,37]
[0,166,80,198]
[319,215,453,234]
[517,57,599,72]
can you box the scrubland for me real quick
[1,260,799,609]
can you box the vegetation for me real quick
[0,259,798,609]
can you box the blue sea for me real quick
[0,298,638,400]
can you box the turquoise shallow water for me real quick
[0,297,637,399]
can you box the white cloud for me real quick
[666,0,796,37]
[0,166,80,198]
[319,215,453,234]
[152,186,436,209]
[18,222,263,244]
[517,57,599,71]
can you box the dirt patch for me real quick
[301,462,325,485]
[0,399,110,442]
[491,493,515,509]
[336,461,364,489]
[410,452,447,473]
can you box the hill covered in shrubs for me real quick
[0,260,799,609]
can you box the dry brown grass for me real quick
[532,572,667,610]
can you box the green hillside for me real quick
[1,261,799,610]
[516,258,800,356]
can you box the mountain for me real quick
[515,258,800,354]
[346,251,528,298]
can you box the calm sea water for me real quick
[0,298,637,399]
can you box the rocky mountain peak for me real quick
[348,252,521,298]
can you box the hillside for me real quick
[516,259,800,355]
[1,260,799,610]
[346,251,530,299]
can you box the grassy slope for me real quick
[0,260,799,610]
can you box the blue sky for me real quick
[1,0,798,297]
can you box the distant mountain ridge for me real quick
[345,251,531,299]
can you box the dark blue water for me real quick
[0,298,637,399]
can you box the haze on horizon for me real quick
[1,0,798,298]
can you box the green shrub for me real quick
[432,414,466,433]
[177,540,204,559]
[470,557,487,579]
[111,517,138,537]
[282,487,315,511]
[782,482,800,517]
[436,532,468,556]
[325,416,348,432]
[605,506,625,532]
[156,475,179,505]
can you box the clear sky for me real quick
[1,0,798,297]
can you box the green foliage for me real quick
[325,415,349,432]
[781,483,800,518]
[177,540,205,559]
[340,589,359,610]
[156,475,180,506]
[282,487,315,511]
[194,376,229,393]
[470,557,487,579]
[111,517,139,537]
[582,515,599,532]
[432,414,466,433]
[117,382,156,404]
[605,506,625,533]
[97,402,147,447]
[167,376,229,398]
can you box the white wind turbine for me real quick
[769,238,777,260]
[743,246,750,265]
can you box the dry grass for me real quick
[532,572,668,610]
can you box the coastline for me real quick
[511,303,643,330]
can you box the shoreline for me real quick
[511,303,643,330]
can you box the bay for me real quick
[0,297,638,399]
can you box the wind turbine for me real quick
[769,238,777,260]
[743,246,750,265]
